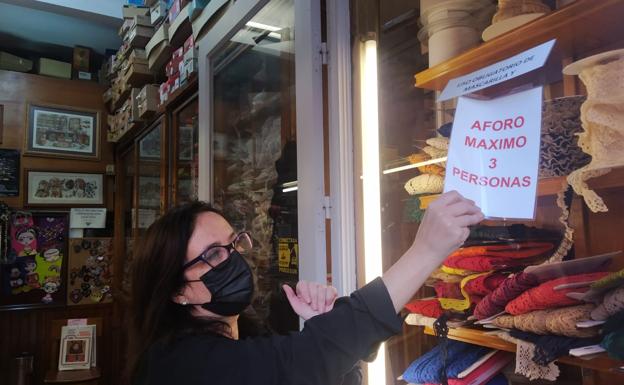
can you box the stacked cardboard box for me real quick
[159,34,196,104]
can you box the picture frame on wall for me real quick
[0,211,69,309]
[25,170,104,206]
[0,149,20,197]
[24,104,100,160]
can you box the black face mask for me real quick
[197,250,254,316]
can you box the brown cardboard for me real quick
[128,25,155,49]
[137,84,160,118]
[38,58,71,79]
[0,51,33,72]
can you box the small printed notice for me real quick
[438,39,554,102]
[443,86,543,219]
[70,208,106,229]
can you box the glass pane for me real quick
[137,122,163,236]
[174,98,199,205]
[211,0,299,334]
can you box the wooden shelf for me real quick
[414,0,624,90]
[423,326,624,373]
[418,167,624,209]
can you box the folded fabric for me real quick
[590,286,624,321]
[591,268,624,290]
[405,298,444,318]
[435,281,464,300]
[448,352,513,385]
[444,242,555,272]
[401,341,492,384]
[505,272,609,315]
[474,273,540,320]
[463,272,508,297]
[404,196,426,223]
[509,330,601,366]
[494,305,599,338]
[431,269,465,283]
[404,174,445,195]
[496,331,560,381]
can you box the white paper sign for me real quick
[70,208,107,228]
[438,39,555,102]
[443,87,543,219]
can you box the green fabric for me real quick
[403,196,425,223]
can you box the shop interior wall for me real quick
[0,69,118,385]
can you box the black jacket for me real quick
[135,277,402,385]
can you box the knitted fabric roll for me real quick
[474,273,540,320]
[426,137,449,150]
[430,268,465,283]
[464,272,508,297]
[401,341,491,384]
[405,298,444,318]
[418,164,446,176]
[512,310,551,335]
[434,281,464,300]
[444,242,554,272]
[505,272,609,315]
[591,268,624,290]
[544,304,598,338]
[591,286,624,321]
[492,314,516,329]
[404,174,445,195]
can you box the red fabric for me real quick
[443,242,554,272]
[474,272,540,320]
[434,281,464,300]
[464,273,508,297]
[405,298,444,318]
[448,351,514,385]
[505,272,609,315]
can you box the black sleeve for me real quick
[140,277,403,385]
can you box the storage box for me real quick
[151,0,168,25]
[123,60,153,87]
[137,84,160,118]
[169,2,191,48]
[146,23,172,72]
[191,0,230,40]
[188,0,209,20]
[166,46,185,77]
[38,58,71,79]
[0,51,33,72]
[159,81,171,104]
[128,24,155,48]
[122,5,150,19]
[168,0,182,23]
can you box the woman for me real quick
[129,191,483,385]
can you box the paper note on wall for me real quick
[443,87,543,219]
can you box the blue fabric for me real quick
[401,341,492,384]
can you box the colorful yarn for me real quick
[405,298,444,318]
[591,286,624,321]
[444,242,554,272]
[505,272,609,315]
[544,304,598,338]
[435,281,464,300]
[463,272,508,297]
[474,273,539,320]
[401,341,491,384]
[591,268,624,290]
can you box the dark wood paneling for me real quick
[0,70,118,385]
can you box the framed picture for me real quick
[25,170,104,206]
[59,336,91,370]
[0,211,68,309]
[139,126,162,160]
[178,126,194,161]
[25,104,100,160]
[0,149,20,196]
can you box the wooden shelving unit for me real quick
[414,0,624,91]
[423,326,624,373]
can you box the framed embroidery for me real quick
[25,170,104,206]
[0,211,68,308]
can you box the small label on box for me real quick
[78,71,92,80]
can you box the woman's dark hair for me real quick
[127,201,227,382]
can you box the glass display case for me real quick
[137,120,165,235]
[353,0,624,384]
[172,96,199,206]
[209,0,299,334]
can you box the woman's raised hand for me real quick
[283,281,338,321]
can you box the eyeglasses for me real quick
[183,232,253,270]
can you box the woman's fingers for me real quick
[446,200,482,217]
[325,286,337,311]
[296,280,312,304]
